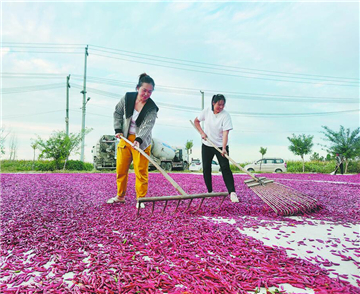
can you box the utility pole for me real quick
[200,90,204,129]
[65,74,71,136]
[80,45,89,162]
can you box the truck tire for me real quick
[166,162,172,171]
[183,163,189,171]
[161,162,166,170]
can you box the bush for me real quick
[286,160,360,174]
[65,160,93,171]
[230,163,242,172]
[0,160,33,172]
[0,160,94,172]
[346,160,360,173]
[34,160,57,171]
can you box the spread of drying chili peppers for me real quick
[1,173,359,293]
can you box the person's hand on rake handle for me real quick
[115,133,123,139]
[221,148,228,157]
[132,141,140,149]
[201,132,207,140]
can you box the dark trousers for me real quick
[202,144,235,194]
[335,163,344,175]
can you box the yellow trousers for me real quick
[116,134,151,199]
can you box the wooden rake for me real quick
[190,120,319,216]
[120,136,228,217]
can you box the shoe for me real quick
[136,202,145,209]
[106,196,125,204]
[230,192,239,203]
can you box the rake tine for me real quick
[162,201,168,213]
[193,198,205,213]
[216,195,227,209]
[185,199,193,212]
[150,202,156,217]
[137,205,141,217]
[174,200,182,213]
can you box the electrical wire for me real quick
[2,72,358,103]
[1,73,66,80]
[3,42,358,86]
[2,109,67,119]
[89,44,359,82]
[70,81,358,104]
[2,83,65,94]
[7,51,83,54]
[76,98,360,117]
[91,52,358,87]
[230,109,359,117]
[90,47,359,85]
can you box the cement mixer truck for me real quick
[91,135,189,171]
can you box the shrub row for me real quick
[286,160,360,174]
[0,160,93,172]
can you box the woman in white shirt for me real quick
[194,94,239,203]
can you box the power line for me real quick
[90,48,359,85]
[70,81,357,104]
[80,98,360,117]
[2,109,67,119]
[230,109,360,117]
[2,42,86,46]
[91,52,358,88]
[3,42,358,86]
[2,72,358,103]
[1,73,66,80]
[5,42,358,82]
[2,45,84,49]
[8,51,83,54]
[89,44,359,82]
[2,83,64,94]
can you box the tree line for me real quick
[1,125,359,173]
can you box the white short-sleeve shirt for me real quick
[197,107,233,147]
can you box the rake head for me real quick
[136,192,228,217]
[248,181,319,216]
[244,176,274,187]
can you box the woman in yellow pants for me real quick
[107,73,159,208]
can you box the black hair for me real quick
[211,94,226,111]
[136,73,155,90]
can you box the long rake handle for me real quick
[120,136,187,196]
[190,120,259,182]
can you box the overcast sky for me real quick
[1,1,359,164]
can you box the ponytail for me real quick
[136,73,155,89]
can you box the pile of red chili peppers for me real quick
[1,173,359,293]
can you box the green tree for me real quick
[185,140,193,156]
[35,129,92,170]
[310,152,324,161]
[287,134,314,172]
[259,147,267,171]
[321,125,360,173]
[325,154,332,161]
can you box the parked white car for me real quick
[244,158,287,173]
[189,159,221,172]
